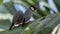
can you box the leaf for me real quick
[3,1,17,15]
[33,13,60,34]
[0,17,44,34]
[33,12,41,19]
[0,13,60,34]
[54,0,60,12]
[21,17,44,34]
[0,0,3,5]
[51,24,60,34]
[0,19,11,31]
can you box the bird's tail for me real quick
[9,21,14,30]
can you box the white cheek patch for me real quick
[31,7,34,10]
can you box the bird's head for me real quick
[29,6,36,12]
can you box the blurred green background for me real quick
[0,0,60,34]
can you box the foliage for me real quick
[0,0,3,5]
[0,0,60,34]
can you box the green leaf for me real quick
[3,1,17,15]
[33,13,60,34]
[0,13,60,34]
[54,0,60,12]
[0,19,11,31]
[0,0,3,5]
[21,17,44,34]
[33,12,41,19]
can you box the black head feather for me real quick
[30,5,36,10]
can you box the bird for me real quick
[9,10,23,30]
[9,5,36,30]
[22,6,36,26]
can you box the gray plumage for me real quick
[22,6,35,26]
[9,6,36,30]
[9,10,23,30]
[24,8,33,21]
